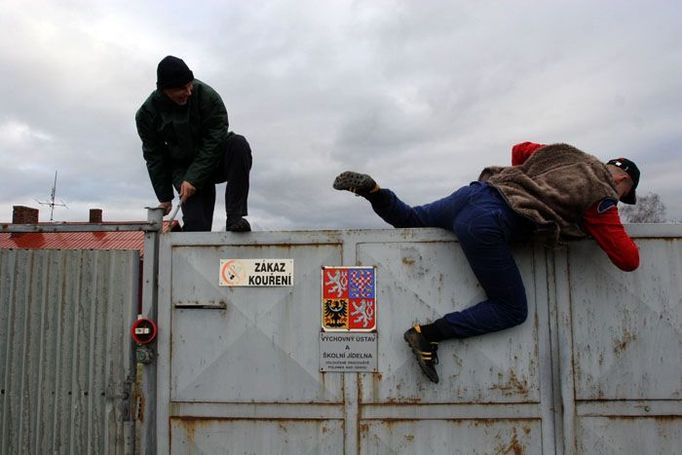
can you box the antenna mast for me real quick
[37,170,67,221]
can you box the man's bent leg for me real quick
[181,185,216,232]
[221,134,253,218]
[431,197,531,339]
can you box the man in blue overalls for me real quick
[333,142,640,383]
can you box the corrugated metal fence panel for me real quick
[0,249,138,455]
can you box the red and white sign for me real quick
[321,266,376,332]
[219,259,294,287]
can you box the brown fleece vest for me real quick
[479,143,618,240]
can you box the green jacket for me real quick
[135,79,229,202]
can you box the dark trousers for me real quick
[368,182,535,339]
[181,134,253,232]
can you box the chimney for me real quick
[89,208,103,223]
[12,206,39,224]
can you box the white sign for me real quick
[219,259,294,287]
[319,332,378,372]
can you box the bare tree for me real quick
[619,192,667,223]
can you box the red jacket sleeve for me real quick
[582,199,640,271]
[512,142,545,165]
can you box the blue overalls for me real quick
[368,181,535,339]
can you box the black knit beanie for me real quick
[156,56,194,89]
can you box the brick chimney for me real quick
[12,206,39,224]
[89,208,103,223]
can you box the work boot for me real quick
[403,325,439,383]
[333,171,378,196]
[226,217,251,232]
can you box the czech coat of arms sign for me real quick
[321,266,376,332]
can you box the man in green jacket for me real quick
[136,56,252,232]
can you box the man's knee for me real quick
[505,296,528,327]
[224,134,253,173]
[226,134,251,155]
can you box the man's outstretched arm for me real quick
[582,199,640,271]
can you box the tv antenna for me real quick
[36,170,68,221]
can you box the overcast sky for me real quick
[2,0,681,230]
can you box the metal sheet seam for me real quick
[555,247,577,455]
[533,243,558,455]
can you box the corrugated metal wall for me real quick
[0,249,139,455]
[154,226,681,454]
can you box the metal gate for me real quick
[155,225,681,454]
[0,249,139,455]
[558,235,682,454]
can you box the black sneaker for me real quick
[333,171,378,196]
[403,325,439,383]
[226,217,251,232]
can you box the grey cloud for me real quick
[1,0,681,228]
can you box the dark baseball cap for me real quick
[606,158,640,204]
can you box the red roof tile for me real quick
[0,231,145,252]
[0,221,180,255]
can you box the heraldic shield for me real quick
[321,266,376,332]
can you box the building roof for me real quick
[0,230,144,251]
[0,221,179,256]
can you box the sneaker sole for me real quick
[403,331,439,384]
[333,172,375,193]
